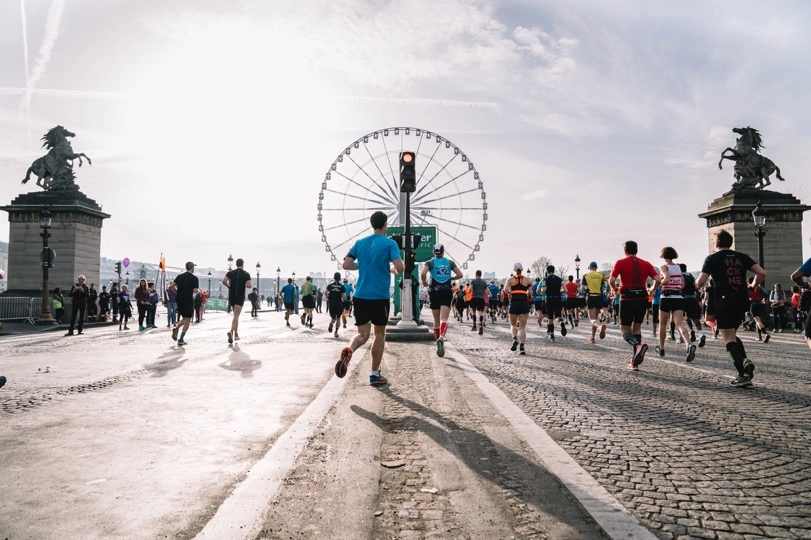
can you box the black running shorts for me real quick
[177,303,194,319]
[430,288,453,309]
[352,297,390,327]
[715,295,749,330]
[469,298,486,312]
[619,297,648,326]
[509,300,530,315]
[587,295,605,310]
[659,296,685,313]
[545,297,563,319]
[302,295,315,309]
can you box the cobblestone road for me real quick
[449,316,811,540]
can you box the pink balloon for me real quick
[122,257,130,268]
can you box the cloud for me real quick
[522,190,548,201]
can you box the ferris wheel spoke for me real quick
[320,205,393,212]
[378,135,400,197]
[325,188,391,207]
[413,210,480,232]
[330,172,398,207]
[348,150,400,205]
[331,226,372,253]
[412,168,472,206]
[321,215,369,232]
[414,155,457,201]
[413,143,444,198]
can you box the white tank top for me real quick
[662,263,683,293]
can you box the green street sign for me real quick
[387,225,437,262]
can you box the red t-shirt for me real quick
[564,281,579,298]
[611,256,657,291]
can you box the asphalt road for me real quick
[1,309,809,539]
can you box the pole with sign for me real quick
[397,152,418,328]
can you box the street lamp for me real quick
[207,271,211,295]
[292,271,296,283]
[125,271,129,285]
[37,206,57,324]
[227,254,233,271]
[575,254,581,281]
[256,262,261,293]
[752,200,766,269]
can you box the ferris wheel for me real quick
[317,127,487,270]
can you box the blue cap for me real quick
[589,261,598,268]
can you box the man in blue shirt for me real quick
[791,243,811,351]
[280,278,297,327]
[335,211,404,386]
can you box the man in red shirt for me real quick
[609,241,661,370]
[564,275,581,327]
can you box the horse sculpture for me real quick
[21,125,91,191]
[718,126,784,192]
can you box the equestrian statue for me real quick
[719,126,784,192]
[21,125,91,191]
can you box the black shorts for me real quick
[470,298,486,311]
[430,288,454,309]
[659,296,685,313]
[352,297,390,327]
[328,302,343,318]
[750,303,764,318]
[619,297,648,326]
[177,303,194,319]
[587,296,605,310]
[684,297,701,320]
[546,297,563,318]
[284,302,295,311]
[229,297,245,308]
[302,295,315,309]
[342,300,352,311]
[566,298,583,309]
[509,300,531,315]
[716,295,749,330]
[805,310,811,339]
[490,299,501,308]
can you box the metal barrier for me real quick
[0,297,37,324]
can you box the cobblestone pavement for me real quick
[448,315,811,540]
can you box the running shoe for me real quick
[561,323,567,336]
[713,326,719,338]
[763,334,770,344]
[686,344,696,363]
[587,337,596,344]
[471,325,477,331]
[335,347,353,378]
[627,362,639,371]
[437,337,445,358]
[519,344,525,356]
[369,373,388,387]
[328,322,333,333]
[599,324,606,340]
[511,338,518,351]
[730,375,752,388]
[632,343,648,367]
[171,327,178,341]
[177,339,187,346]
[678,336,685,344]
[301,314,306,325]
[690,330,696,342]
[743,359,755,380]
[655,345,665,357]
[478,325,483,336]
[698,334,706,348]
[0,375,6,389]
[669,333,675,341]
[227,332,233,344]
[287,322,291,327]
[574,319,578,327]
[334,331,339,338]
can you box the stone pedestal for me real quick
[1,191,110,297]
[698,190,810,287]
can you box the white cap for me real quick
[513,262,523,271]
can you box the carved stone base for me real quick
[699,190,810,287]
[1,190,111,295]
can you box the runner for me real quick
[696,229,766,387]
[790,243,811,351]
[504,262,533,355]
[679,263,706,347]
[532,277,545,327]
[454,284,466,323]
[420,243,464,356]
[564,275,581,327]
[747,276,770,343]
[171,262,200,347]
[542,266,566,340]
[654,247,696,363]
[325,272,346,338]
[300,276,316,328]
[221,258,253,344]
[469,270,490,335]
[487,279,501,324]
[334,211,404,386]
[582,261,607,344]
[609,241,661,371]
[280,278,297,327]
[341,278,354,328]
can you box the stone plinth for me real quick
[698,190,810,287]
[1,191,110,296]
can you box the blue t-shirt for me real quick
[343,283,354,299]
[488,284,500,299]
[281,283,296,303]
[347,233,401,300]
[800,257,811,277]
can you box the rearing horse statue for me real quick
[718,126,784,191]
[21,125,91,191]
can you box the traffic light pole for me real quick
[398,190,417,328]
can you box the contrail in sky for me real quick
[20,0,31,147]
[336,96,501,113]
[20,0,66,147]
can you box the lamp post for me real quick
[256,262,261,293]
[752,200,766,269]
[38,206,57,324]
[276,267,281,311]
[227,254,233,271]
[575,254,581,281]
[125,271,130,285]
[207,271,211,295]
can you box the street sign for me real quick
[387,225,437,262]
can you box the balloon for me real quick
[122,257,130,268]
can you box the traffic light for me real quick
[115,261,122,275]
[399,151,416,192]
[406,251,416,272]
[391,234,404,249]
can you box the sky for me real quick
[2,0,811,280]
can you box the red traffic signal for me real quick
[400,152,416,192]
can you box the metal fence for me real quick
[0,297,38,324]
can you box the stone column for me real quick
[698,190,810,287]
[1,191,111,297]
